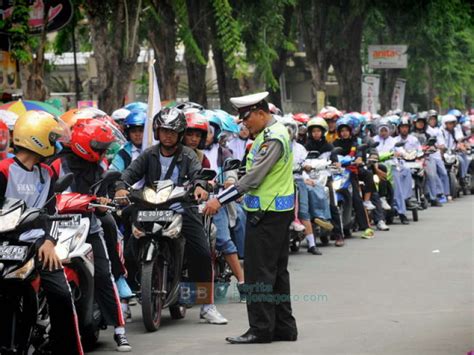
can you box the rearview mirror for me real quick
[197,168,217,181]
[370,141,380,148]
[306,151,320,159]
[358,144,368,151]
[54,173,74,193]
[427,137,437,146]
[395,142,406,147]
[332,147,344,155]
[222,159,241,172]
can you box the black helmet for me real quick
[153,107,186,140]
[175,101,204,113]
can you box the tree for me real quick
[296,0,332,112]
[3,0,51,101]
[84,0,143,113]
[328,1,369,111]
[146,0,179,101]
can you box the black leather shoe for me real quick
[430,200,442,207]
[226,331,272,344]
[273,333,298,342]
[308,246,322,255]
[399,214,409,225]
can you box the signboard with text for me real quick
[361,74,380,114]
[368,45,408,69]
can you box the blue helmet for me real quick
[213,109,239,134]
[201,110,221,144]
[124,111,146,129]
[124,102,148,113]
[336,115,355,132]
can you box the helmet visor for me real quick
[50,118,71,145]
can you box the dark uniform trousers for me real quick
[244,209,298,339]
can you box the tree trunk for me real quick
[149,0,178,101]
[296,0,330,112]
[85,0,142,113]
[267,4,294,110]
[379,69,400,113]
[22,2,50,101]
[330,14,364,111]
[185,0,210,106]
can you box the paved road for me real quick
[92,196,473,355]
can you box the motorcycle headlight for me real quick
[5,259,35,280]
[332,179,342,191]
[162,214,183,239]
[55,243,70,261]
[0,207,22,233]
[143,185,173,204]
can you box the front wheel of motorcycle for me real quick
[81,326,100,352]
[141,258,164,332]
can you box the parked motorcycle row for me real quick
[0,103,472,354]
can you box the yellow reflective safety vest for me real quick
[243,122,294,212]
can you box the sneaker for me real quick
[114,334,132,352]
[363,200,376,211]
[334,236,345,247]
[361,228,375,239]
[307,246,322,255]
[376,220,389,231]
[430,199,442,207]
[290,221,305,232]
[200,304,228,324]
[313,218,334,232]
[380,197,391,210]
[438,195,447,204]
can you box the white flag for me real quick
[142,60,161,150]
[391,78,406,111]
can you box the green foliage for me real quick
[238,0,296,89]
[172,0,207,65]
[3,0,34,63]
[210,0,248,79]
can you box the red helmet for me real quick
[0,119,9,156]
[185,112,209,149]
[319,106,342,121]
[71,118,115,162]
[293,113,310,124]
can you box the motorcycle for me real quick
[126,168,216,332]
[55,170,121,350]
[443,148,461,198]
[0,174,74,355]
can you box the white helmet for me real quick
[441,114,457,127]
[111,108,131,122]
[278,115,298,140]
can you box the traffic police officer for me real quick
[204,92,298,344]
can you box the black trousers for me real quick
[87,232,124,326]
[244,210,298,339]
[350,173,371,230]
[100,213,125,281]
[39,267,83,355]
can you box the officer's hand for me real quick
[38,240,62,271]
[96,197,112,212]
[115,189,130,206]
[194,186,209,202]
[203,198,221,216]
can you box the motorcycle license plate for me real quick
[58,214,81,227]
[405,161,422,169]
[137,210,174,222]
[0,245,28,261]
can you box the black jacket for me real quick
[116,143,204,190]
